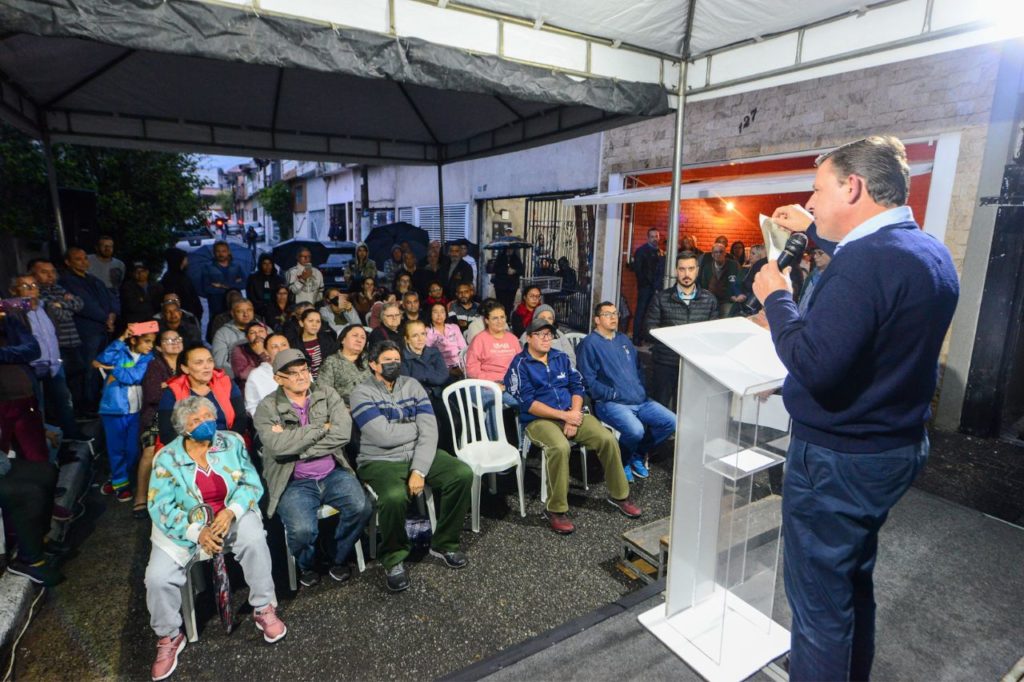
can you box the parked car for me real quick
[321,248,356,290]
[226,220,244,237]
[173,225,217,251]
[272,239,357,290]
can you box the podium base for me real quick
[638,594,790,682]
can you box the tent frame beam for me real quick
[42,48,135,108]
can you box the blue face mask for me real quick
[188,419,218,443]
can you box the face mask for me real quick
[188,419,218,442]
[380,361,402,382]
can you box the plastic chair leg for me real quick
[515,462,526,518]
[470,474,482,533]
[580,447,589,490]
[180,558,200,643]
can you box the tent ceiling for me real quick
[0,0,668,164]
[458,0,872,58]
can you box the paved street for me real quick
[13,447,676,680]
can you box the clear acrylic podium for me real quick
[638,317,791,682]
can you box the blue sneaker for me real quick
[631,457,650,479]
[623,464,634,484]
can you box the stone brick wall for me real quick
[598,43,1003,277]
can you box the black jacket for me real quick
[644,285,719,366]
[120,281,164,324]
[160,248,203,321]
[285,328,339,369]
[631,243,664,289]
[440,259,474,299]
[246,271,285,317]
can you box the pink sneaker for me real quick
[151,630,185,681]
[253,604,287,643]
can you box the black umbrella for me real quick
[364,222,429,266]
[271,239,330,271]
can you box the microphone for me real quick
[776,233,808,270]
[739,233,809,316]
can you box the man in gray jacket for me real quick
[351,340,473,592]
[254,349,372,587]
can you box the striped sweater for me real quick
[350,375,437,474]
[37,284,83,348]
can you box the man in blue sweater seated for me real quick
[753,135,959,682]
[506,317,641,535]
[577,301,676,484]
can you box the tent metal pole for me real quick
[437,161,446,245]
[41,128,67,255]
[663,64,688,289]
[663,0,697,289]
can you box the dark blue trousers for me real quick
[782,434,928,681]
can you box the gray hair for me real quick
[749,244,767,259]
[171,396,218,437]
[815,135,910,208]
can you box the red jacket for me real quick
[165,370,236,430]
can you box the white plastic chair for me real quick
[442,379,526,532]
[519,427,589,504]
[284,504,367,591]
[562,331,587,353]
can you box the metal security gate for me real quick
[523,195,596,332]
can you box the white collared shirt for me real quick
[834,206,914,255]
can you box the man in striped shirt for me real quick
[350,340,473,593]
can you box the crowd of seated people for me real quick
[0,229,840,681]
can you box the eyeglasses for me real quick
[163,337,183,344]
[383,313,402,319]
[163,298,181,306]
[15,283,37,290]
[598,311,619,318]
[277,366,310,379]
[531,332,554,340]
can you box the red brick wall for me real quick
[620,143,935,333]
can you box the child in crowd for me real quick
[96,321,156,501]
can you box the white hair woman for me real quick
[145,396,286,681]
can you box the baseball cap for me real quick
[272,348,308,373]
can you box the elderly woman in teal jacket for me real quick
[144,395,286,681]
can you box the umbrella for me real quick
[271,239,332,272]
[188,504,234,633]
[185,242,256,295]
[482,239,533,251]
[364,222,429,266]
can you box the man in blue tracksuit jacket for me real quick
[505,317,641,535]
[754,136,959,682]
[577,300,675,484]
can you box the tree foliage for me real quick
[258,182,294,241]
[0,123,205,266]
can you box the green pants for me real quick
[358,449,473,569]
[526,414,630,513]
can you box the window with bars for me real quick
[398,204,470,241]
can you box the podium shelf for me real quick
[703,444,784,482]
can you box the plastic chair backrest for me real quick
[563,332,586,351]
[441,379,504,451]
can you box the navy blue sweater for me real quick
[576,331,647,406]
[764,220,959,452]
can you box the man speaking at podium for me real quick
[753,136,959,682]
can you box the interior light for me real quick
[725,201,735,211]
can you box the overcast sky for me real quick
[195,154,251,185]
